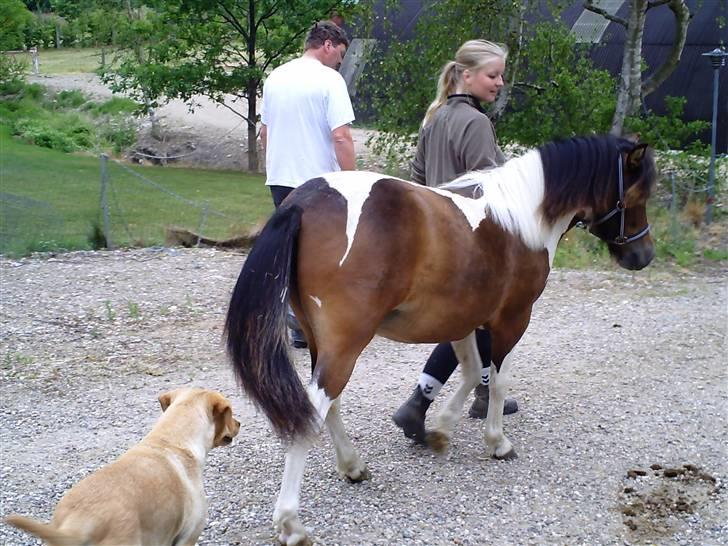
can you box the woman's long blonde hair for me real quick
[422,39,508,127]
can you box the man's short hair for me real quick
[304,20,349,50]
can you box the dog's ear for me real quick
[158,390,176,412]
[211,394,240,448]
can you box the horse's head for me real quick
[587,142,657,271]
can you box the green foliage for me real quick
[0,80,140,153]
[364,0,522,142]
[1,0,34,50]
[103,1,365,110]
[651,207,698,267]
[0,54,28,88]
[88,96,139,116]
[24,12,65,48]
[624,96,711,151]
[703,248,728,261]
[53,88,87,108]
[498,23,615,145]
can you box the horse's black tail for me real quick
[224,205,317,442]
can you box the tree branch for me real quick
[262,27,309,72]
[583,1,627,27]
[254,0,281,33]
[642,0,690,95]
[646,0,671,9]
[216,1,249,42]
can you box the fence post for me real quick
[196,203,209,247]
[99,153,114,249]
[670,171,678,241]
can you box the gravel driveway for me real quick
[0,248,726,545]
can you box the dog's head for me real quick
[208,391,241,448]
[158,388,241,448]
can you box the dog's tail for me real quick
[224,204,317,443]
[5,514,87,546]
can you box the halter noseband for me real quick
[588,155,650,246]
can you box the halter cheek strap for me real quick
[590,155,651,246]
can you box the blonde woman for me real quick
[393,40,519,445]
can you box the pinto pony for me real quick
[225,135,656,545]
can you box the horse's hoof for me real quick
[425,430,450,453]
[494,448,518,460]
[345,466,371,483]
[278,532,311,546]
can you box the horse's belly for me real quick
[376,306,478,344]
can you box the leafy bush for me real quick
[498,23,615,145]
[625,96,710,151]
[53,89,88,109]
[89,97,140,116]
[0,54,28,87]
[1,80,140,155]
[0,0,33,50]
[12,118,78,151]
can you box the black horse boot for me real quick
[468,384,519,418]
[392,386,432,444]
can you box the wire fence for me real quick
[98,154,241,249]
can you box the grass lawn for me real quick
[7,47,115,75]
[0,126,273,255]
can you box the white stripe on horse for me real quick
[324,153,567,267]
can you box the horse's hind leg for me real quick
[273,341,371,545]
[273,384,331,546]
[326,397,370,482]
[427,332,482,452]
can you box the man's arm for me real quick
[332,124,355,170]
[260,123,267,154]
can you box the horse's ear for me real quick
[626,143,648,170]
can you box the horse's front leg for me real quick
[483,351,517,459]
[325,397,370,482]
[273,384,331,546]
[427,331,482,452]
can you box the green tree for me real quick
[1,0,34,50]
[103,0,365,172]
[364,0,527,151]
[584,0,691,135]
[498,22,615,145]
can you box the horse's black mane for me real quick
[538,135,655,224]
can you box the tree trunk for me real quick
[492,0,527,120]
[247,79,259,172]
[246,0,259,172]
[610,0,648,136]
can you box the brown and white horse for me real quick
[225,135,656,545]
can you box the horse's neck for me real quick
[476,151,575,265]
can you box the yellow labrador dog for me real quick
[6,388,240,546]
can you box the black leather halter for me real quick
[588,155,651,246]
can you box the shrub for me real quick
[53,89,88,109]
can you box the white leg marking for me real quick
[433,332,482,438]
[484,352,515,458]
[273,384,332,545]
[325,397,369,481]
[309,295,322,308]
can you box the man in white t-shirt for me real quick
[260,20,356,209]
[259,20,356,347]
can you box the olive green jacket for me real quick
[411,94,505,187]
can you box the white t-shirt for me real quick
[261,56,355,187]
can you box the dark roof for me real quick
[558,0,727,151]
